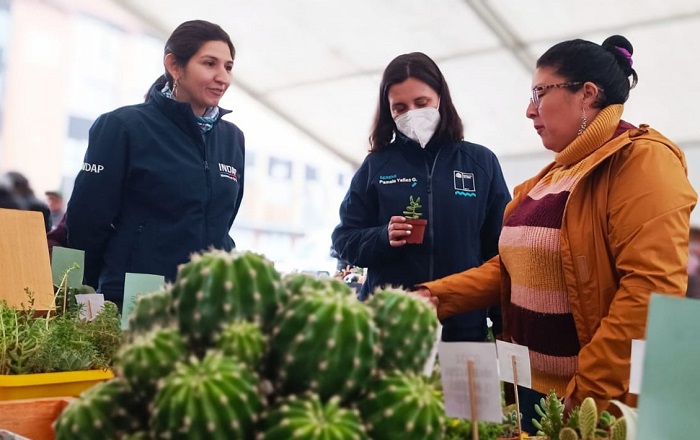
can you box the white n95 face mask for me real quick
[394,107,441,148]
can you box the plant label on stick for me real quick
[120,273,165,330]
[496,340,532,388]
[438,342,502,423]
[51,247,85,289]
[629,339,645,394]
[75,293,104,321]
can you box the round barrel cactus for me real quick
[171,250,285,349]
[283,272,353,298]
[262,393,367,440]
[54,378,138,439]
[126,287,176,336]
[358,371,445,440]
[215,319,266,366]
[117,328,187,402]
[366,288,438,374]
[151,350,262,440]
[268,283,377,403]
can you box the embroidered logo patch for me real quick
[378,174,418,187]
[454,170,476,197]
[219,163,238,181]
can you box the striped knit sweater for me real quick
[498,105,631,396]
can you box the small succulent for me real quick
[403,195,423,219]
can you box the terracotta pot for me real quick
[405,218,427,244]
[0,397,74,440]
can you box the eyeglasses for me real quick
[530,82,582,107]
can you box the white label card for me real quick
[629,339,645,395]
[75,293,104,321]
[438,341,502,423]
[496,340,532,388]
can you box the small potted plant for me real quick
[402,195,427,244]
[497,409,523,440]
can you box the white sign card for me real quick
[496,340,532,388]
[629,339,645,395]
[75,293,105,321]
[438,341,502,423]
[422,324,442,377]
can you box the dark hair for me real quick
[146,20,235,101]
[536,35,638,108]
[369,52,463,152]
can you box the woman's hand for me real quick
[388,216,412,247]
[415,286,439,308]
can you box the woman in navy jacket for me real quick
[332,52,510,342]
[66,20,244,310]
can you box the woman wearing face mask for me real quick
[417,35,697,433]
[331,52,511,343]
[66,20,244,311]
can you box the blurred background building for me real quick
[1,0,698,273]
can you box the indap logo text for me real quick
[82,162,104,173]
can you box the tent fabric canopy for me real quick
[118,0,700,166]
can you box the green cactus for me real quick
[261,393,368,440]
[215,319,265,366]
[117,328,187,403]
[126,288,176,336]
[578,397,598,440]
[358,371,444,440]
[267,283,377,402]
[54,378,137,440]
[532,389,565,440]
[171,249,285,350]
[559,426,580,440]
[366,287,438,374]
[151,351,262,440]
[610,417,627,440]
[283,272,353,298]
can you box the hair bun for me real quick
[602,35,634,72]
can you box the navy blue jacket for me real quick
[332,135,510,341]
[66,86,244,308]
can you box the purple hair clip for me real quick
[616,46,633,67]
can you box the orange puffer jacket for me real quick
[423,124,697,410]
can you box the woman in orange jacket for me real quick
[417,35,697,434]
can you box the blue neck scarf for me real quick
[161,83,220,133]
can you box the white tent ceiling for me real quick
[117,0,700,167]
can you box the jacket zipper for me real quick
[426,148,442,282]
[202,139,211,244]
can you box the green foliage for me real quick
[501,409,520,437]
[0,264,123,375]
[533,389,565,440]
[443,418,504,440]
[403,195,423,219]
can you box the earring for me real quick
[172,79,178,98]
[578,106,588,136]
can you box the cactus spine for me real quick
[358,372,445,440]
[268,283,377,402]
[610,417,627,440]
[54,378,135,440]
[559,427,580,440]
[171,250,284,349]
[151,351,262,440]
[117,328,187,403]
[366,288,438,374]
[578,397,598,440]
[125,288,175,336]
[262,394,367,440]
[215,319,265,366]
